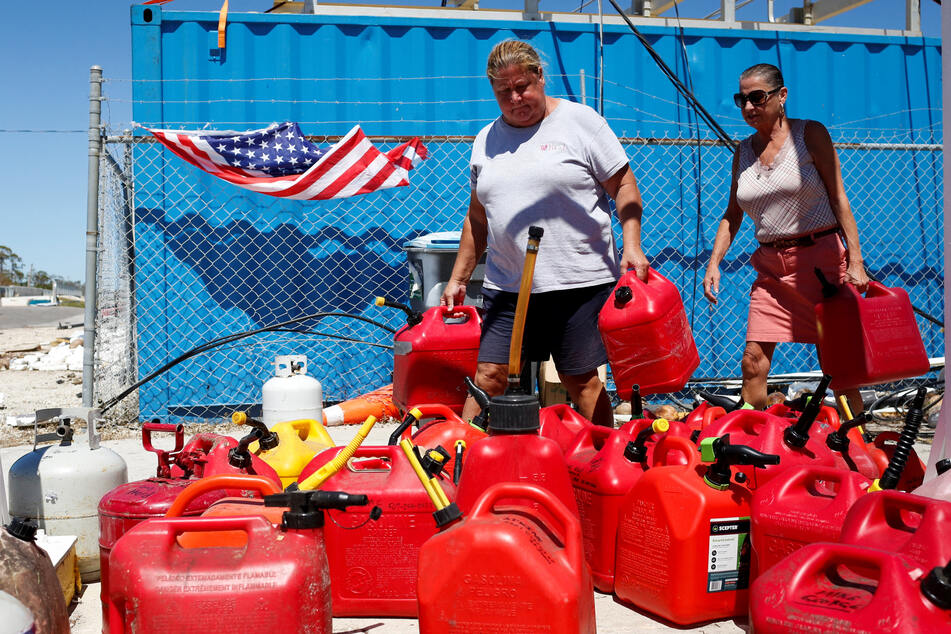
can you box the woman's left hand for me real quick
[621,245,650,282]
[845,260,869,293]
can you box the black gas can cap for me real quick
[615,286,633,305]
[5,517,38,542]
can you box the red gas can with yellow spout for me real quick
[816,280,930,390]
[597,268,699,399]
[297,444,457,617]
[417,483,596,634]
[392,305,481,414]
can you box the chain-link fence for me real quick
[94,78,944,423]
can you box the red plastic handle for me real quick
[784,543,897,595]
[770,464,867,499]
[862,280,894,299]
[651,435,699,468]
[142,421,185,454]
[165,474,281,517]
[436,304,480,323]
[413,403,466,426]
[469,482,582,566]
[154,515,275,550]
[701,406,727,429]
[565,424,614,456]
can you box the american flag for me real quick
[145,122,427,200]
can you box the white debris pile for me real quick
[9,334,84,372]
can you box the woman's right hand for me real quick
[441,279,467,310]
[703,266,721,304]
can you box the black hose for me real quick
[99,311,396,414]
[606,0,736,150]
[879,387,926,489]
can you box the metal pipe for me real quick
[83,66,103,408]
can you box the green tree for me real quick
[32,270,53,290]
[0,245,23,286]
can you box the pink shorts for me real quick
[747,233,847,344]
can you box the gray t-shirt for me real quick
[470,99,630,293]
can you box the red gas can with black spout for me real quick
[106,488,368,634]
[815,278,930,390]
[597,267,699,399]
[613,435,779,625]
[564,419,684,593]
[297,443,457,617]
[97,424,281,632]
[417,483,596,634]
[455,393,579,521]
[391,304,481,414]
[751,543,951,633]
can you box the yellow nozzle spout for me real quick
[455,440,467,450]
[232,411,248,425]
[298,415,377,491]
[868,479,883,493]
[374,296,386,306]
[409,407,423,421]
[652,419,670,434]
[838,395,854,421]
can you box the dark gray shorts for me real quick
[478,282,613,375]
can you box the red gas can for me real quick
[866,431,926,491]
[297,444,456,617]
[456,394,579,520]
[597,268,699,399]
[417,483,596,634]
[697,409,839,489]
[392,305,481,414]
[97,425,280,632]
[816,280,930,390]
[618,417,693,461]
[564,420,683,592]
[538,403,594,454]
[684,401,727,434]
[395,403,487,475]
[614,435,778,625]
[751,543,951,633]
[839,490,951,571]
[107,515,330,634]
[751,464,871,578]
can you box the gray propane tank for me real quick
[8,407,127,582]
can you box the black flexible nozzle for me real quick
[388,409,421,446]
[701,434,780,490]
[814,267,839,298]
[784,374,832,449]
[375,296,423,327]
[264,489,370,530]
[921,559,951,610]
[236,413,279,451]
[623,422,660,464]
[228,427,263,469]
[630,384,643,419]
[697,389,742,412]
[465,376,491,431]
[825,412,869,453]
[453,442,465,485]
[878,387,926,490]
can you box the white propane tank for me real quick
[0,591,34,634]
[262,355,323,428]
[8,408,127,583]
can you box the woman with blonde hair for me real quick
[442,39,650,426]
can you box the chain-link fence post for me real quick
[83,65,103,407]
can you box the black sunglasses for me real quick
[733,86,782,108]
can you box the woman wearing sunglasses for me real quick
[702,63,868,412]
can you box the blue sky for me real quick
[0,0,940,282]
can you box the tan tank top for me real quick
[735,119,838,243]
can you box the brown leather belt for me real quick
[759,226,840,250]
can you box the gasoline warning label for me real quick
[707,517,751,593]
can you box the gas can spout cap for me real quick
[936,458,951,476]
[487,393,540,434]
[265,489,370,530]
[700,434,779,490]
[614,286,633,306]
[4,518,37,542]
[921,560,951,610]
